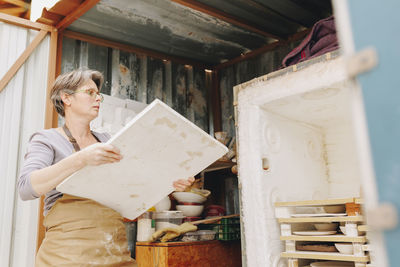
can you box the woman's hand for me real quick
[78,143,123,166]
[173,177,195,192]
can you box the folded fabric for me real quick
[151,222,198,242]
[282,16,339,67]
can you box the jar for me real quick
[137,212,155,242]
[155,211,184,230]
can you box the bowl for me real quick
[314,223,338,231]
[154,196,171,211]
[323,205,345,213]
[334,243,354,254]
[172,192,207,204]
[339,226,346,235]
[176,205,204,217]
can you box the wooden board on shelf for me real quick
[281,235,367,242]
[281,251,370,262]
[278,216,364,223]
[203,160,235,172]
[275,198,357,207]
[358,225,369,232]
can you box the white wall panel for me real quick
[0,22,49,267]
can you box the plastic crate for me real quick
[200,217,241,241]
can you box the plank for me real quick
[278,216,364,223]
[281,251,369,262]
[275,198,357,207]
[280,235,367,242]
[57,99,228,219]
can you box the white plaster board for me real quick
[57,99,227,220]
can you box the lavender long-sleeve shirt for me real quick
[18,129,110,215]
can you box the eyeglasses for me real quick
[74,88,104,102]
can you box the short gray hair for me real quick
[50,69,104,117]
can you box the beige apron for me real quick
[35,193,137,267]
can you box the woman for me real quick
[18,69,194,266]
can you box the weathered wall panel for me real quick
[61,37,209,132]
[0,23,50,267]
[219,42,298,138]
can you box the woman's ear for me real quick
[60,92,71,106]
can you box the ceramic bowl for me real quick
[314,223,338,231]
[154,196,171,211]
[323,205,345,213]
[176,205,204,217]
[334,243,354,254]
[172,192,207,204]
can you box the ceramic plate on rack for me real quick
[291,213,347,217]
[310,261,353,267]
[293,231,337,236]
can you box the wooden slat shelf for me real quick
[278,216,364,223]
[281,251,370,262]
[280,235,367,242]
[358,225,369,232]
[275,198,357,207]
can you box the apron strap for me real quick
[62,124,101,152]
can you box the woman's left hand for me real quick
[173,177,195,192]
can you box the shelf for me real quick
[278,216,364,223]
[275,198,357,207]
[281,235,367,242]
[203,160,235,173]
[281,251,370,262]
[358,225,369,232]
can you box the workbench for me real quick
[135,240,241,267]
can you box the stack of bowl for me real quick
[172,192,207,218]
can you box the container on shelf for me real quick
[155,210,184,230]
[181,230,216,242]
[137,211,155,242]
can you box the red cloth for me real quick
[282,16,339,67]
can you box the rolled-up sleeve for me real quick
[18,132,54,200]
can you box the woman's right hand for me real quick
[78,143,123,166]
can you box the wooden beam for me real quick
[171,0,282,41]
[0,7,26,16]
[56,0,99,31]
[0,12,53,31]
[2,0,30,9]
[37,28,58,252]
[211,70,222,132]
[63,30,209,69]
[44,29,58,130]
[0,30,48,93]
[213,29,310,70]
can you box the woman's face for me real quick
[65,79,102,121]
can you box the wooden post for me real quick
[37,28,59,252]
[211,70,222,132]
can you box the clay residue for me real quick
[154,117,177,129]
[179,159,191,171]
[180,132,187,139]
[187,151,203,157]
[130,194,139,198]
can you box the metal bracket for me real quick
[347,47,378,77]
[367,202,398,230]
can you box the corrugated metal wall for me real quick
[61,37,210,132]
[0,23,50,267]
[219,42,298,138]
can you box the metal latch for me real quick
[347,47,378,77]
[367,202,398,230]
